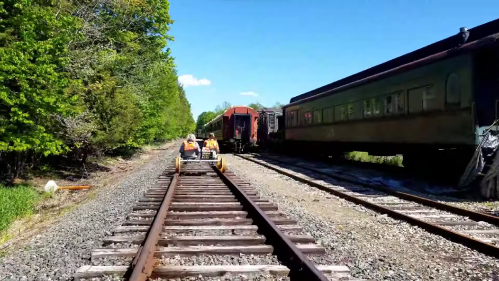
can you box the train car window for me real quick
[313,110,321,123]
[445,73,461,105]
[269,114,275,130]
[408,85,435,113]
[336,105,346,121]
[422,85,437,111]
[372,98,381,115]
[394,92,405,114]
[322,107,333,123]
[347,103,354,119]
[363,99,372,117]
[286,111,293,127]
[385,95,393,115]
[408,87,421,113]
[303,111,312,125]
[297,109,303,126]
[335,105,342,121]
[288,110,297,127]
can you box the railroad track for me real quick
[235,153,499,260]
[74,159,358,280]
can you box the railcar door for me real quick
[276,115,284,131]
[233,114,252,142]
[269,113,276,133]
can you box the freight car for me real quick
[202,106,258,153]
[257,108,284,150]
[282,19,499,198]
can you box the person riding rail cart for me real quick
[201,133,219,160]
[204,133,220,152]
[176,133,226,173]
[179,134,200,160]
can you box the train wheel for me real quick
[175,156,181,173]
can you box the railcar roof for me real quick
[288,18,499,105]
[258,108,283,113]
[285,31,499,109]
[203,105,255,127]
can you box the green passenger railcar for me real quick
[283,32,499,185]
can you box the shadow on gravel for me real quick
[248,153,490,205]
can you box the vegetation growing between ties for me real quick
[0,0,195,180]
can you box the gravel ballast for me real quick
[225,154,499,281]
[0,142,180,281]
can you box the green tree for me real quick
[0,0,80,176]
[248,102,265,110]
[196,111,217,129]
[0,0,196,178]
[273,102,285,109]
[214,101,231,115]
[66,0,194,150]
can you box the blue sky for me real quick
[168,0,499,119]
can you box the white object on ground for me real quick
[44,180,59,192]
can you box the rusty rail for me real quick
[236,154,499,259]
[127,174,179,281]
[213,166,329,281]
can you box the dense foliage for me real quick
[0,0,194,178]
[196,101,284,129]
[0,184,40,232]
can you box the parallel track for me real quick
[236,153,499,259]
[75,159,358,280]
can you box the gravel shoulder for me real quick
[225,154,499,281]
[0,141,181,281]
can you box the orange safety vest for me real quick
[204,139,219,149]
[184,141,198,151]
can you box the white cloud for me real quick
[240,91,258,97]
[178,74,211,87]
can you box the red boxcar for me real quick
[202,106,258,152]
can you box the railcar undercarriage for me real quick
[259,134,499,199]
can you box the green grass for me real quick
[0,185,41,233]
[345,151,403,167]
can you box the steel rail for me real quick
[236,154,499,259]
[213,166,329,281]
[127,173,179,281]
[246,153,499,227]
